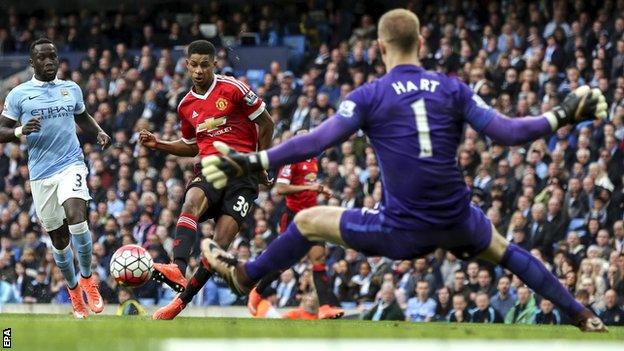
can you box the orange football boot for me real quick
[318,304,345,319]
[247,287,262,316]
[152,263,188,292]
[68,284,89,319]
[79,275,104,313]
[152,296,186,320]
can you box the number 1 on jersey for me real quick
[411,99,432,158]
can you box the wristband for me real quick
[14,126,23,138]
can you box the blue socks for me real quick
[52,244,77,289]
[244,222,312,282]
[69,222,92,278]
[500,243,584,318]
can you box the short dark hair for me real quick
[30,38,55,57]
[187,40,216,57]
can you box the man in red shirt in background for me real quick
[139,40,274,319]
[248,129,344,319]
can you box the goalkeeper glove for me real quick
[201,141,266,189]
[549,85,607,129]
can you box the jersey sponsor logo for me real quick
[215,97,228,111]
[197,116,227,133]
[337,100,356,118]
[30,105,75,118]
[243,90,258,106]
[192,111,199,118]
[206,127,232,137]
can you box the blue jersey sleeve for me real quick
[69,82,86,114]
[2,88,22,121]
[455,80,497,132]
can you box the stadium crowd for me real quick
[1,0,624,325]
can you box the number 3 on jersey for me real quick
[233,195,249,217]
[411,99,432,158]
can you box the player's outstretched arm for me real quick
[75,111,111,149]
[138,129,199,157]
[481,86,607,146]
[201,116,359,188]
[275,182,324,195]
[0,115,40,143]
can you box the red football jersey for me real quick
[276,158,319,213]
[177,74,266,156]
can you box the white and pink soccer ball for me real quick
[109,245,154,287]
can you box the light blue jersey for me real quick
[2,76,86,180]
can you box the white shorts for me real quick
[30,164,91,231]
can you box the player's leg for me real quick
[203,206,347,294]
[153,215,239,320]
[59,165,103,313]
[154,177,256,320]
[204,206,432,295]
[32,176,88,318]
[179,215,239,304]
[470,208,606,332]
[172,187,209,274]
[309,244,344,318]
[152,187,209,291]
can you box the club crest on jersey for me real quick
[304,173,317,181]
[215,98,228,111]
[197,116,227,133]
[60,88,71,100]
[244,90,258,106]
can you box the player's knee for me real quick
[49,229,70,249]
[181,197,205,218]
[65,208,86,225]
[293,209,317,237]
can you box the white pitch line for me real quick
[161,339,622,351]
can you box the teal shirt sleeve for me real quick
[2,88,22,121]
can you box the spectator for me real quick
[116,288,146,316]
[363,282,404,321]
[23,269,52,303]
[405,280,436,322]
[433,286,452,322]
[447,293,470,323]
[276,269,297,308]
[470,292,503,323]
[534,299,562,325]
[349,261,378,303]
[505,286,536,324]
[599,289,624,326]
[490,276,516,318]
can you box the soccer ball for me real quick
[109,244,154,287]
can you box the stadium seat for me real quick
[245,69,265,89]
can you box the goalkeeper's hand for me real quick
[550,85,607,128]
[201,141,265,189]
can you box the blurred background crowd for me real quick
[1,0,624,324]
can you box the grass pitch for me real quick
[3,314,623,351]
